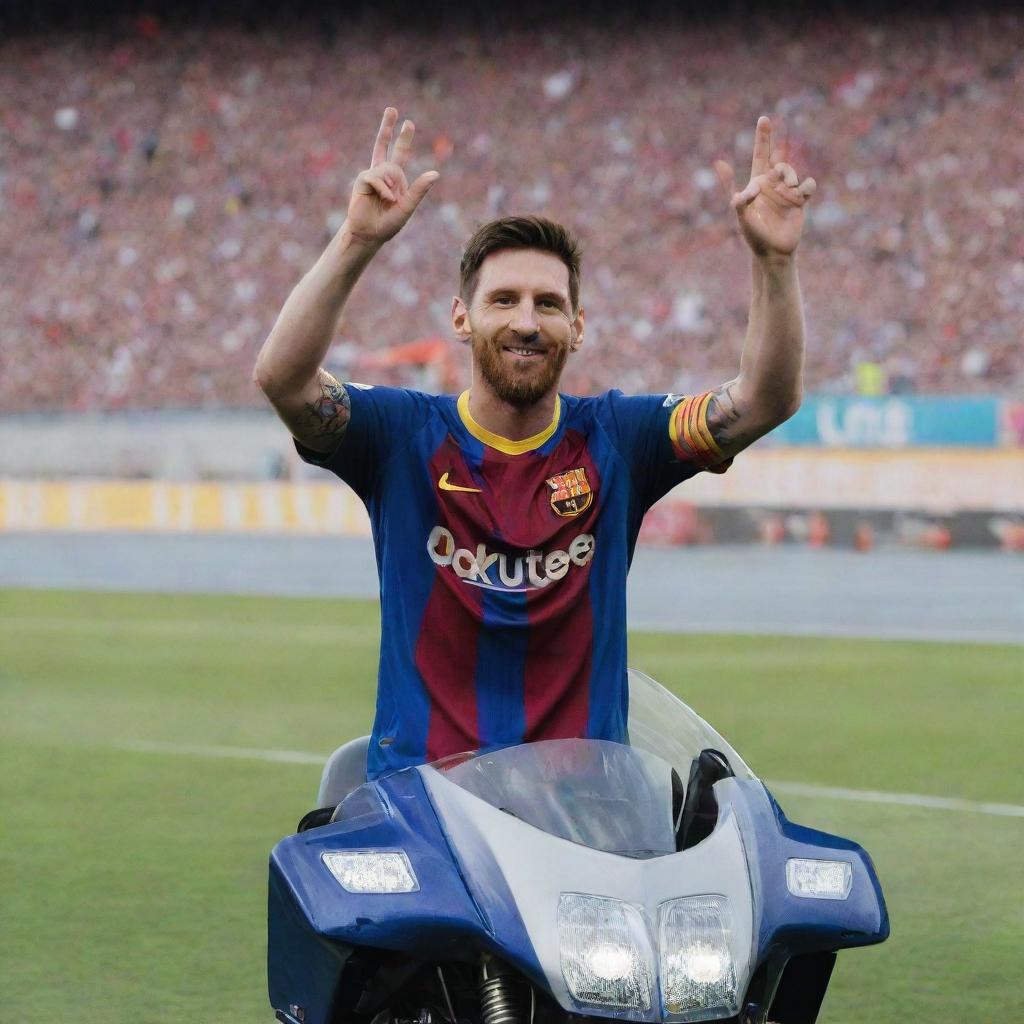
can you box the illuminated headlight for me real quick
[321,851,419,893]
[658,896,738,1021]
[786,858,852,900]
[558,894,654,1011]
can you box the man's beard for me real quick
[471,328,570,408]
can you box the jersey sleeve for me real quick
[602,390,734,509]
[294,384,432,499]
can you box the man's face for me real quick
[453,248,584,408]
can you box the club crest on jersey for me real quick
[546,467,593,517]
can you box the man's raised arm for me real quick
[679,116,817,464]
[253,107,439,453]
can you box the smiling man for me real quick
[254,107,816,780]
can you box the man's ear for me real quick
[452,295,471,344]
[570,306,585,352]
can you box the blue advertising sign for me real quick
[768,397,1002,448]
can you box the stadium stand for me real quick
[1,5,1022,412]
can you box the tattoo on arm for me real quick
[705,380,756,453]
[301,370,351,447]
[670,379,758,469]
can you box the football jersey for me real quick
[297,387,730,779]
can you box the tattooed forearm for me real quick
[669,382,753,471]
[302,369,351,444]
[705,380,757,452]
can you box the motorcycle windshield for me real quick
[624,668,755,782]
[435,739,678,858]
[427,671,754,857]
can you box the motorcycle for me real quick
[268,670,888,1024]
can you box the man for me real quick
[254,107,815,781]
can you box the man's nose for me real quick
[509,301,540,335]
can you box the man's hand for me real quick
[714,116,816,258]
[255,107,439,448]
[669,116,812,467]
[346,107,440,247]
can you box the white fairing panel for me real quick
[420,766,756,1020]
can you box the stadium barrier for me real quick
[678,448,1023,512]
[1,449,1020,549]
[0,480,371,535]
[2,398,1021,482]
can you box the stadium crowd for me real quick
[2,8,1022,412]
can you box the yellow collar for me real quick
[457,390,561,455]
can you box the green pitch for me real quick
[1,589,1021,1024]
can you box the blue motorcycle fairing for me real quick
[269,737,889,1024]
[417,757,888,1023]
[269,766,547,1024]
[726,779,890,960]
[268,864,355,1024]
[269,768,489,951]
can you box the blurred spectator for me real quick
[1,8,1022,413]
[854,360,885,397]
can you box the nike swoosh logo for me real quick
[438,471,482,493]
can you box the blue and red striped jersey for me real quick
[298,387,729,779]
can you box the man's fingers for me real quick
[713,159,736,200]
[732,179,761,209]
[798,177,817,200]
[371,107,398,167]
[392,119,415,168]
[405,170,440,208]
[750,115,772,178]
[776,162,799,188]
[356,168,397,203]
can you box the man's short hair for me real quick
[460,216,583,313]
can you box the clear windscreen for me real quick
[426,671,755,857]
[435,739,677,857]
[624,669,755,782]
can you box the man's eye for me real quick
[495,296,515,305]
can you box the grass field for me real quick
[1,587,1021,1024]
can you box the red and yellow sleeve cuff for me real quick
[668,393,733,474]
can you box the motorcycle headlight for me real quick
[658,896,739,1021]
[321,851,419,893]
[558,894,654,1011]
[786,858,852,900]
